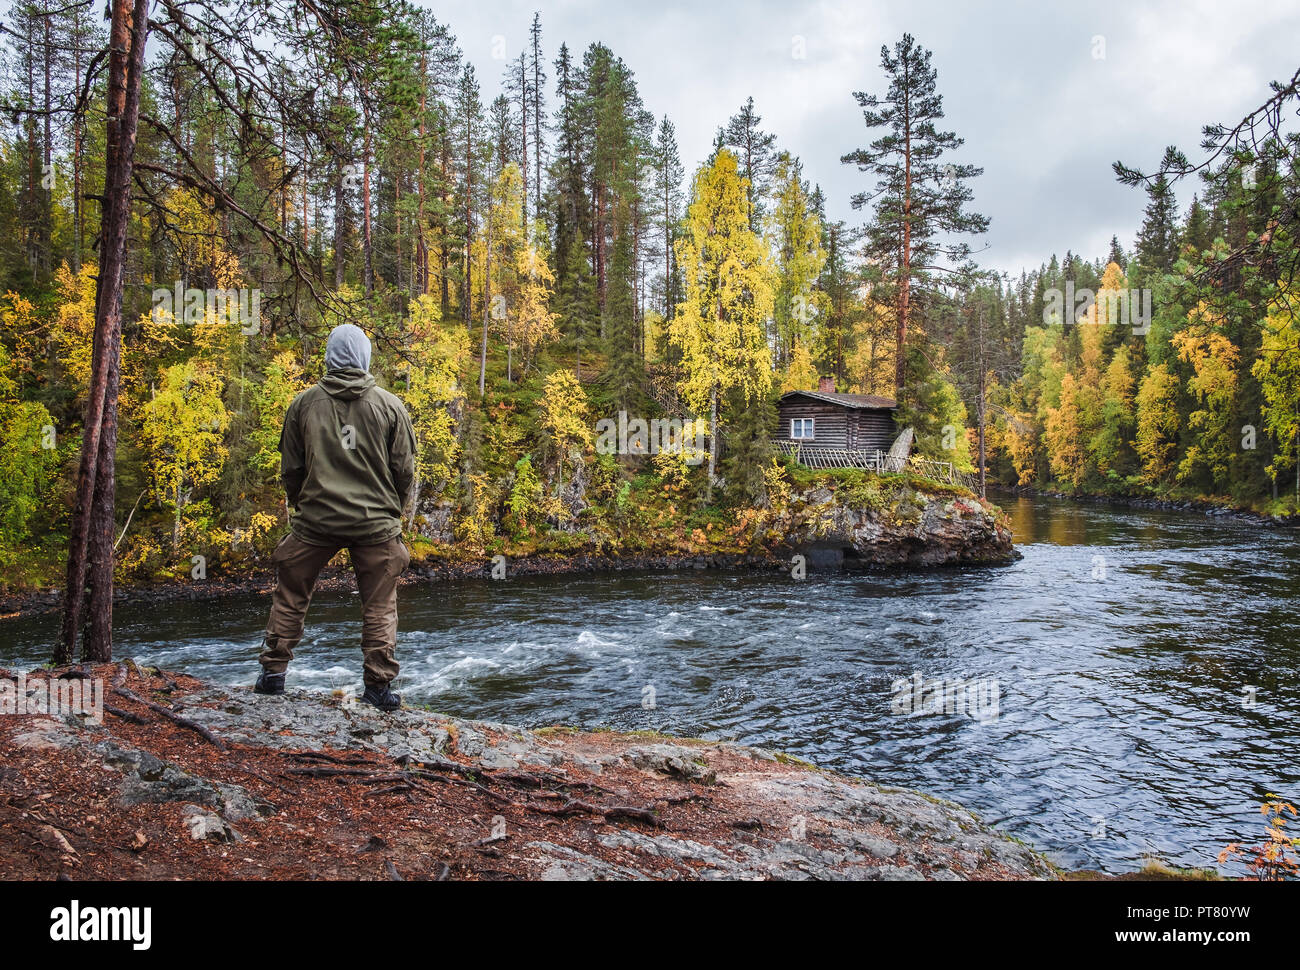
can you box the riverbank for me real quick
[0,664,1057,881]
[0,479,1016,621]
[994,484,1299,527]
[0,553,787,620]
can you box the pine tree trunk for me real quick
[897,71,913,400]
[417,56,428,295]
[72,11,83,272]
[334,79,346,288]
[40,1,52,273]
[57,0,148,665]
[465,128,474,331]
[362,124,374,297]
[479,194,492,394]
[518,58,529,227]
[85,303,123,662]
[531,20,543,225]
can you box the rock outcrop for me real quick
[0,667,1054,881]
[775,485,1016,567]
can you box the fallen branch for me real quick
[407,767,513,804]
[364,784,414,797]
[285,766,381,779]
[286,750,375,767]
[525,797,662,828]
[232,767,297,797]
[103,704,148,725]
[111,687,227,751]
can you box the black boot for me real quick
[362,682,401,712]
[255,670,286,695]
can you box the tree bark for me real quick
[977,308,987,501]
[478,183,492,395]
[57,0,149,665]
[362,121,374,296]
[896,56,912,400]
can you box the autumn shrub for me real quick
[1219,796,1300,881]
[506,456,543,534]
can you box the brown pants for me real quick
[259,532,410,686]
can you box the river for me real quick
[3,496,1297,874]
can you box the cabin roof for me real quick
[779,390,898,410]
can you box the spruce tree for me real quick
[1133,174,1179,284]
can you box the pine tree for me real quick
[719,96,776,234]
[504,52,532,227]
[452,65,487,329]
[651,115,684,320]
[841,33,988,398]
[549,42,593,357]
[527,12,548,227]
[1107,235,1127,270]
[1182,193,1211,258]
[604,199,641,408]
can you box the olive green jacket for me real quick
[279,368,416,546]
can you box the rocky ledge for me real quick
[775,485,1017,567]
[1,665,1053,881]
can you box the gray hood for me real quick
[324,323,372,373]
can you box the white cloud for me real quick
[435,0,1299,276]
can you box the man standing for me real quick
[254,324,416,711]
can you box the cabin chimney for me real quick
[818,375,835,393]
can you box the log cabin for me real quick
[774,377,898,453]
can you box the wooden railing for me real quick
[643,373,688,418]
[775,441,975,488]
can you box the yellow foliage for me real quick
[538,369,593,483]
[514,246,559,369]
[1253,286,1300,481]
[671,150,775,418]
[1135,362,1180,483]
[139,361,231,550]
[847,299,897,397]
[165,187,244,288]
[51,264,98,392]
[456,472,498,550]
[1045,374,1086,486]
[400,295,470,505]
[1172,317,1239,486]
[781,339,819,393]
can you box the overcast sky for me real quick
[435,0,1300,280]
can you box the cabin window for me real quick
[791,418,815,440]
